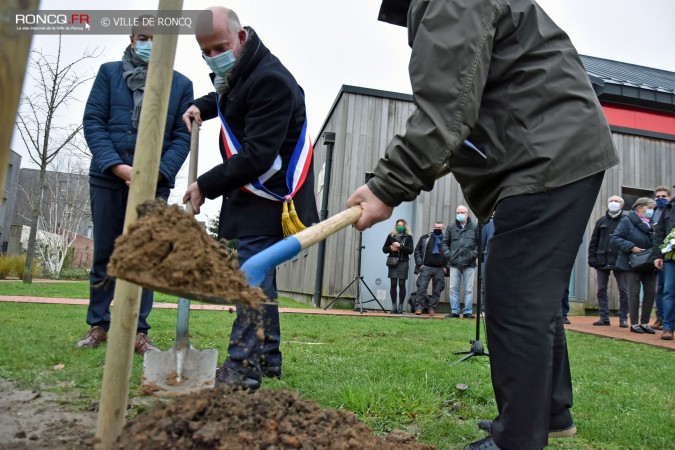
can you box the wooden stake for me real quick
[95,1,183,448]
[0,0,40,191]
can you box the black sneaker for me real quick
[262,366,282,379]
[215,367,260,390]
[640,324,656,334]
[563,317,571,325]
[478,419,576,438]
[619,319,628,328]
[445,313,460,318]
[464,313,476,319]
[630,324,644,334]
[593,319,610,326]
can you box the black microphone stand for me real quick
[453,220,489,363]
[323,230,387,313]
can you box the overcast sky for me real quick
[11,0,675,222]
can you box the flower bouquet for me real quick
[660,228,675,261]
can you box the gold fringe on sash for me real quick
[281,200,306,237]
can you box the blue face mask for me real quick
[644,209,655,219]
[203,50,237,77]
[656,197,668,208]
[134,40,152,63]
[456,214,467,223]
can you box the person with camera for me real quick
[382,219,414,314]
[610,197,657,334]
[413,221,448,316]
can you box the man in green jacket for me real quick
[348,1,619,449]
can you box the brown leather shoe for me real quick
[76,326,107,349]
[652,319,663,330]
[661,330,674,341]
[135,333,160,355]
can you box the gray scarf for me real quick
[122,46,148,129]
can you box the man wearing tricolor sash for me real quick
[183,6,318,390]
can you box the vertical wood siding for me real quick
[278,90,675,315]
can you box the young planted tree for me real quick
[14,36,99,283]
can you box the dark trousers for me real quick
[88,184,169,333]
[224,235,282,380]
[561,287,570,319]
[485,172,603,450]
[596,269,628,321]
[415,266,445,311]
[626,270,657,325]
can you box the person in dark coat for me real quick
[588,195,628,327]
[382,219,414,314]
[347,1,619,448]
[79,23,193,354]
[442,205,477,318]
[651,185,671,330]
[182,6,318,390]
[610,198,657,335]
[413,221,448,315]
[652,193,675,340]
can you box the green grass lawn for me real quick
[0,280,311,308]
[0,284,673,449]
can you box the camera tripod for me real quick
[453,220,489,363]
[324,231,387,313]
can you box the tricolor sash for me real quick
[216,102,313,203]
[216,99,313,236]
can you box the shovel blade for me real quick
[141,346,218,397]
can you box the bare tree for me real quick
[14,35,99,283]
[36,160,90,278]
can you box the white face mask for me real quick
[608,201,621,213]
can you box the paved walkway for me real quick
[0,296,672,351]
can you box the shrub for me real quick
[58,268,90,280]
[0,255,12,279]
[11,255,39,279]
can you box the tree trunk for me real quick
[22,162,47,283]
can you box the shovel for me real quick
[141,123,218,396]
[239,163,455,287]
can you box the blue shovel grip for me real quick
[240,236,302,287]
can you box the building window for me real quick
[621,186,653,211]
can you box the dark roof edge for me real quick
[609,125,675,142]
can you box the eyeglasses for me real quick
[655,195,668,199]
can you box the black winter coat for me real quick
[653,199,675,260]
[382,233,414,261]
[442,220,477,268]
[414,233,448,267]
[193,29,318,239]
[588,211,624,269]
[610,211,654,272]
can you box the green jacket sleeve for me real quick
[369,0,503,206]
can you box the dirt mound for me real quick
[107,200,267,307]
[114,386,434,450]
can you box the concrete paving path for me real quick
[0,295,672,351]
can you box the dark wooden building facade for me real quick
[277,56,675,315]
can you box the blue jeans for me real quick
[662,261,675,332]
[87,184,169,333]
[223,235,282,380]
[449,266,475,315]
[655,270,664,321]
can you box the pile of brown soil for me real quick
[107,200,267,307]
[114,386,434,450]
